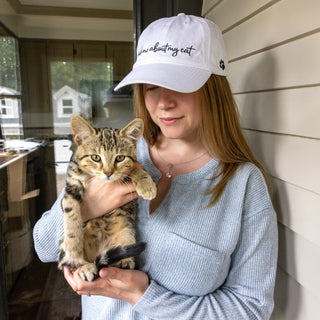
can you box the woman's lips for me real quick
[159,116,183,125]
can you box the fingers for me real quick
[63,266,79,292]
[88,176,137,197]
[121,190,139,203]
[118,180,137,196]
[99,267,147,291]
[99,267,150,305]
[64,267,99,296]
[81,177,139,220]
[63,266,73,282]
[99,267,123,281]
[63,266,149,305]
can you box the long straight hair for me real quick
[133,75,268,206]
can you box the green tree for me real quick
[50,61,113,95]
[0,37,21,92]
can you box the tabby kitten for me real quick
[58,115,157,281]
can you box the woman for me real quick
[33,14,278,319]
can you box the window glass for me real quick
[62,99,73,107]
[49,42,134,194]
[50,60,113,135]
[50,57,115,194]
[0,27,23,139]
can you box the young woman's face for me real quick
[143,85,202,142]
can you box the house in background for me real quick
[1,84,93,137]
[0,86,22,137]
[0,86,20,118]
[52,85,92,135]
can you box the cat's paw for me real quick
[136,179,157,200]
[113,257,135,269]
[58,248,86,271]
[79,263,98,282]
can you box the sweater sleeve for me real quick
[33,189,65,263]
[133,207,278,320]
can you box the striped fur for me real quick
[58,115,156,281]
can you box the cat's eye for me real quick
[91,155,101,162]
[115,155,125,162]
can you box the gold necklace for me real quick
[156,147,208,178]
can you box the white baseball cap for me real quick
[115,13,228,93]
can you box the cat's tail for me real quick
[95,242,146,271]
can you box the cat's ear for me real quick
[70,115,95,145]
[120,118,144,143]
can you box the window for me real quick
[46,40,133,194]
[50,59,114,134]
[63,107,73,115]
[0,24,23,138]
[0,105,13,117]
[62,99,73,106]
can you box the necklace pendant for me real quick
[166,163,173,178]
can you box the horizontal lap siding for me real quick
[271,178,320,248]
[229,33,320,92]
[204,0,320,318]
[222,0,320,61]
[204,0,277,31]
[277,224,320,299]
[235,87,320,139]
[273,267,319,319]
[244,131,320,194]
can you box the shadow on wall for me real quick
[239,52,300,319]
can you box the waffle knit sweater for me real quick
[33,138,278,320]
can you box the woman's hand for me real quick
[80,178,138,222]
[63,266,150,306]
[80,163,143,222]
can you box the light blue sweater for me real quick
[33,138,278,319]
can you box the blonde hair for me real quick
[134,75,268,206]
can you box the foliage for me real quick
[50,61,113,95]
[0,37,21,92]
[0,36,113,96]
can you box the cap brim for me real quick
[114,63,211,93]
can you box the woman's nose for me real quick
[158,88,176,109]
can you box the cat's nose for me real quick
[104,171,112,177]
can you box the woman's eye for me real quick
[145,85,159,91]
[116,155,125,162]
[91,155,101,162]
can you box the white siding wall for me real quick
[203,0,320,319]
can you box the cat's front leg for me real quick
[58,237,87,271]
[130,168,157,200]
[60,194,86,267]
